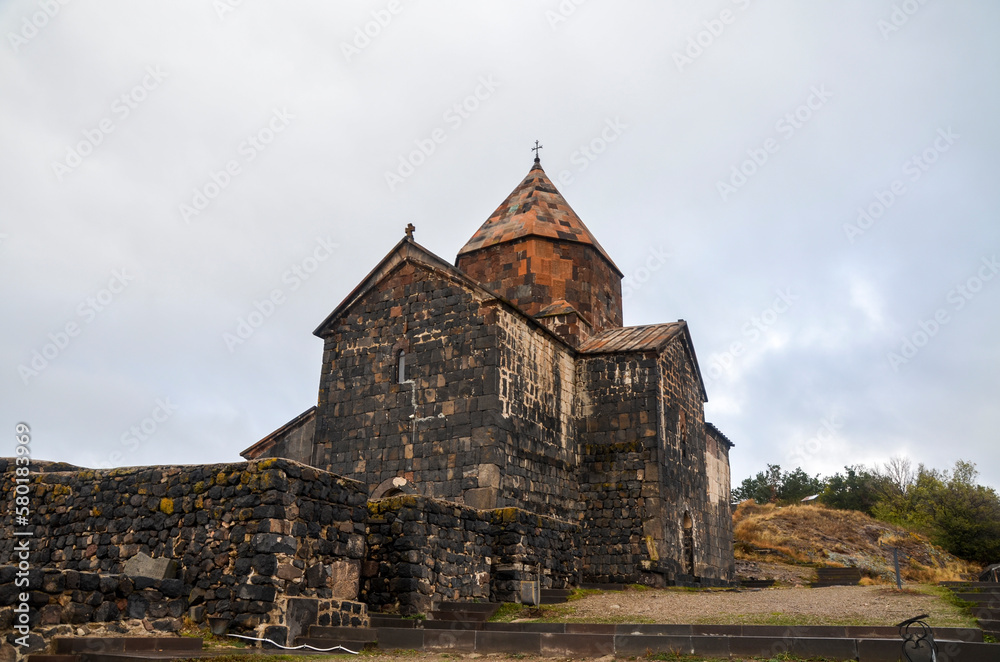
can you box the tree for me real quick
[930,461,1000,564]
[778,467,825,503]
[819,465,889,514]
[882,455,915,496]
[732,465,824,505]
[732,464,782,504]
[870,460,1000,564]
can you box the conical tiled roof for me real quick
[457,159,619,272]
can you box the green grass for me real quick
[643,656,832,662]
[544,614,658,625]
[692,612,876,627]
[568,587,605,601]
[177,626,248,649]
[908,585,982,628]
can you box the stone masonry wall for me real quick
[575,339,734,585]
[488,506,579,600]
[653,340,734,583]
[0,458,369,643]
[490,302,579,520]
[362,495,579,615]
[457,238,624,344]
[313,262,499,505]
[576,353,659,583]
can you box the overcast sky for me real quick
[3,1,998,491]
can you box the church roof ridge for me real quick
[457,159,621,275]
[312,236,589,351]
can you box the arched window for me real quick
[397,349,406,383]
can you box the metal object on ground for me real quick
[896,613,937,662]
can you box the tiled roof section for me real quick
[457,161,619,270]
[705,422,735,448]
[578,322,685,354]
[240,406,316,459]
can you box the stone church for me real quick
[242,154,735,585]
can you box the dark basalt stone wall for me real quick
[0,458,369,642]
[313,262,498,506]
[576,341,734,585]
[363,495,579,615]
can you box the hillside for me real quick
[733,500,981,584]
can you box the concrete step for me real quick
[579,582,625,591]
[970,606,1000,621]
[306,626,377,641]
[540,588,571,604]
[955,593,1000,604]
[940,581,1000,590]
[370,614,420,628]
[362,627,1000,660]
[423,619,485,630]
[293,637,375,652]
[977,619,1000,635]
[52,639,202,655]
[812,567,862,587]
[435,601,499,614]
[375,626,427,650]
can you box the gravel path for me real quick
[561,585,971,627]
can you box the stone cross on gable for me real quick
[405,223,415,240]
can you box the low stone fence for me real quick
[363,495,580,614]
[0,458,369,647]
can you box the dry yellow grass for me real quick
[733,501,980,583]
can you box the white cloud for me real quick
[2,0,999,490]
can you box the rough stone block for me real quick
[464,487,498,510]
[329,560,360,600]
[123,553,177,580]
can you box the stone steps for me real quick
[940,581,1000,637]
[812,567,862,587]
[955,593,1000,604]
[540,588,572,604]
[33,624,998,662]
[299,623,996,661]
[51,638,203,655]
[426,600,501,624]
[434,601,500,613]
[369,614,420,628]
[578,582,626,591]
[428,609,492,622]
[979,619,1000,638]
[29,638,205,662]
[940,581,1000,590]
[292,625,378,652]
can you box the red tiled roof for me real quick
[577,323,685,353]
[457,160,618,269]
